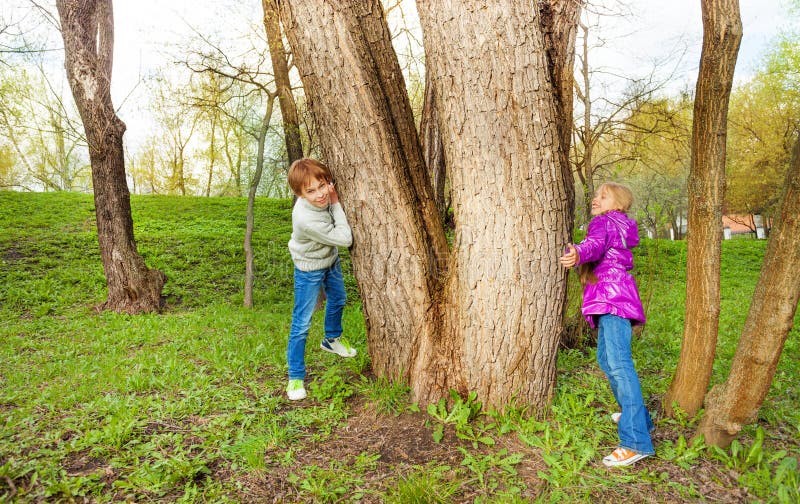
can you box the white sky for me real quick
[5,0,794,145]
[109,0,791,100]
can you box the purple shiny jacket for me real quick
[574,210,646,329]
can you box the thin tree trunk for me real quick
[206,114,217,197]
[263,0,304,165]
[280,0,579,408]
[665,0,742,417]
[56,0,165,313]
[244,94,276,308]
[697,136,800,447]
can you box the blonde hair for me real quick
[287,158,332,196]
[580,182,635,286]
[597,182,634,213]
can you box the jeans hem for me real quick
[619,444,655,456]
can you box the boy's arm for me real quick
[299,203,353,247]
[573,219,607,264]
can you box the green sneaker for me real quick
[287,379,306,401]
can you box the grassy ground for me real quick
[0,191,798,503]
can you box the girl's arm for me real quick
[573,218,608,264]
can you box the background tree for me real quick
[279,0,580,408]
[182,25,281,307]
[697,135,800,447]
[55,0,165,313]
[571,2,687,224]
[665,0,742,417]
[262,0,303,166]
[726,36,800,223]
[620,96,693,239]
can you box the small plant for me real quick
[427,390,493,446]
[383,464,458,504]
[458,447,524,492]
[358,376,411,415]
[658,434,706,469]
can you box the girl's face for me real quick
[302,177,331,208]
[591,187,618,216]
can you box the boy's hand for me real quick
[328,181,339,204]
[560,244,579,268]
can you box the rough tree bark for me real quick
[665,0,742,417]
[696,136,800,448]
[419,69,447,224]
[56,0,165,313]
[280,0,579,409]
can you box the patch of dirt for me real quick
[227,401,551,503]
[2,246,25,263]
[63,450,116,485]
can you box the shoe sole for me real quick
[320,344,356,358]
[602,453,649,467]
[287,391,307,401]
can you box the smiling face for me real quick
[302,177,331,208]
[591,186,620,216]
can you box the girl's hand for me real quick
[328,181,339,204]
[559,244,579,268]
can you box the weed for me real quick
[384,464,458,504]
[427,390,492,446]
[358,375,412,415]
[459,447,524,493]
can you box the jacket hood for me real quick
[605,211,639,249]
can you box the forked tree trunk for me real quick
[665,0,742,417]
[280,0,578,409]
[419,70,447,223]
[697,137,800,448]
[56,0,165,313]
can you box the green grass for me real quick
[1,191,798,502]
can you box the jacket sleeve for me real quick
[298,203,353,247]
[574,218,607,264]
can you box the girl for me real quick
[560,182,654,467]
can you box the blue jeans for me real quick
[596,314,655,455]
[287,258,347,380]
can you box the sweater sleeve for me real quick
[574,218,607,264]
[298,203,353,248]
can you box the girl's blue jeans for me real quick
[596,314,655,455]
[287,257,346,380]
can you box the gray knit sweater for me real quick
[288,197,353,271]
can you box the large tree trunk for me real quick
[262,0,304,165]
[280,0,578,409]
[665,0,741,417]
[56,0,165,313]
[697,137,800,448]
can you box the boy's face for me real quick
[302,177,331,208]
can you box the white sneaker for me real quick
[611,412,622,423]
[320,337,357,358]
[287,379,306,401]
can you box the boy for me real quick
[285,158,356,401]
